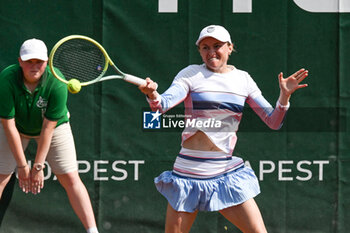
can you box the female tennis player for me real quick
[0,39,99,233]
[139,25,308,233]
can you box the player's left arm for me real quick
[31,77,67,194]
[246,69,309,130]
[31,118,57,194]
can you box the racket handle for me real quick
[124,74,146,86]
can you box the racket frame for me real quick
[49,35,145,86]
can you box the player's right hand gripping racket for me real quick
[49,35,146,88]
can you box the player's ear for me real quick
[18,57,23,67]
[227,42,234,54]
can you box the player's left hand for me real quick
[279,68,309,96]
[31,170,44,195]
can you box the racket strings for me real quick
[51,39,106,83]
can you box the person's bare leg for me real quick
[0,174,12,199]
[219,198,267,233]
[56,171,97,230]
[165,203,198,233]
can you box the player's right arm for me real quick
[0,118,31,193]
[139,76,189,113]
[139,77,159,100]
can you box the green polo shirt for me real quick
[0,64,69,136]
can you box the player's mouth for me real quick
[208,57,220,63]
[208,55,220,60]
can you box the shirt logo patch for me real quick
[36,96,48,109]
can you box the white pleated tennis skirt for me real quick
[154,166,260,212]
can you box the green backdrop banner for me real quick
[0,0,349,232]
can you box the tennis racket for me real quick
[49,35,146,88]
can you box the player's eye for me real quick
[214,44,223,49]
